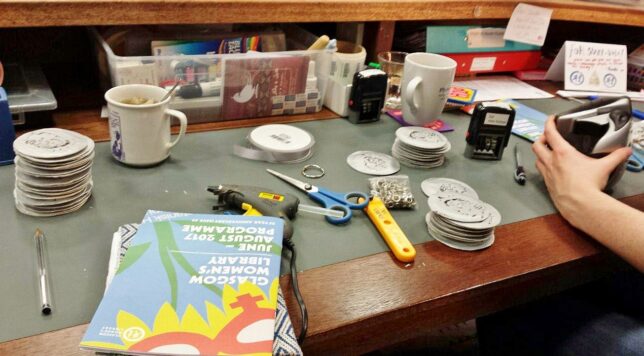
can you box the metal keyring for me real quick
[302,164,325,179]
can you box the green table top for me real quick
[1,98,642,342]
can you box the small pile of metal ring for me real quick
[368,175,416,209]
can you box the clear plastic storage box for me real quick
[92,27,333,124]
[2,64,57,125]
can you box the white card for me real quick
[470,57,497,72]
[503,3,552,46]
[452,76,553,101]
[545,41,627,93]
[467,28,506,48]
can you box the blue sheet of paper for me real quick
[503,99,549,142]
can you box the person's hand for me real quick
[532,116,631,225]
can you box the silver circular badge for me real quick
[346,151,400,175]
[14,128,89,159]
[427,193,491,223]
[395,126,448,150]
[421,178,478,198]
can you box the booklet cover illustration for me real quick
[80,211,284,356]
[222,56,309,120]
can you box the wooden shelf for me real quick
[0,0,641,28]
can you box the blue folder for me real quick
[426,25,541,54]
[0,87,16,165]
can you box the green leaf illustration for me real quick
[154,222,180,309]
[116,242,151,275]
[154,221,223,310]
[162,225,223,297]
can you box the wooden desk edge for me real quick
[1,194,641,355]
[290,194,644,354]
[0,0,641,27]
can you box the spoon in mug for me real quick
[161,81,181,102]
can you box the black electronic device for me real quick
[346,68,388,124]
[555,97,632,189]
[465,102,515,160]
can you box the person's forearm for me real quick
[562,192,644,272]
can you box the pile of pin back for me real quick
[392,126,451,168]
[13,128,95,217]
[421,178,501,251]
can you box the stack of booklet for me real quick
[81,210,301,356]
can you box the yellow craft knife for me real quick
[361,196,416,262]
[307,35,330,50]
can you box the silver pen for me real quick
[34,228,53,315]
[513,144,526,185]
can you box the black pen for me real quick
[514,144,526,185]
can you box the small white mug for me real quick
[401,53,457,126]
[105,84,187,166]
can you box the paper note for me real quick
[545,41,627,93]
[452,76,553,101]
[503,3,552,46]
[466,28,506,48]
[470,57,497,72]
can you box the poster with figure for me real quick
[222,56,309,120]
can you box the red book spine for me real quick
[444,51,541,76]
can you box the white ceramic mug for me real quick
[401,53,457,126]
[105,84,187,166]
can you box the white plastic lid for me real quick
[248,124,314,154]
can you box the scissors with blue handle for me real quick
[266,168,369,224]
[626,142,644,173]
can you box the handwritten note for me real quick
[503,3,552,46]
[545,41,627,93]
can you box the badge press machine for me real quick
[555,96,632,189]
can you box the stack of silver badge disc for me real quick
[423,178,501,251]
[13,128,95,217]
[392,127,450,168]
